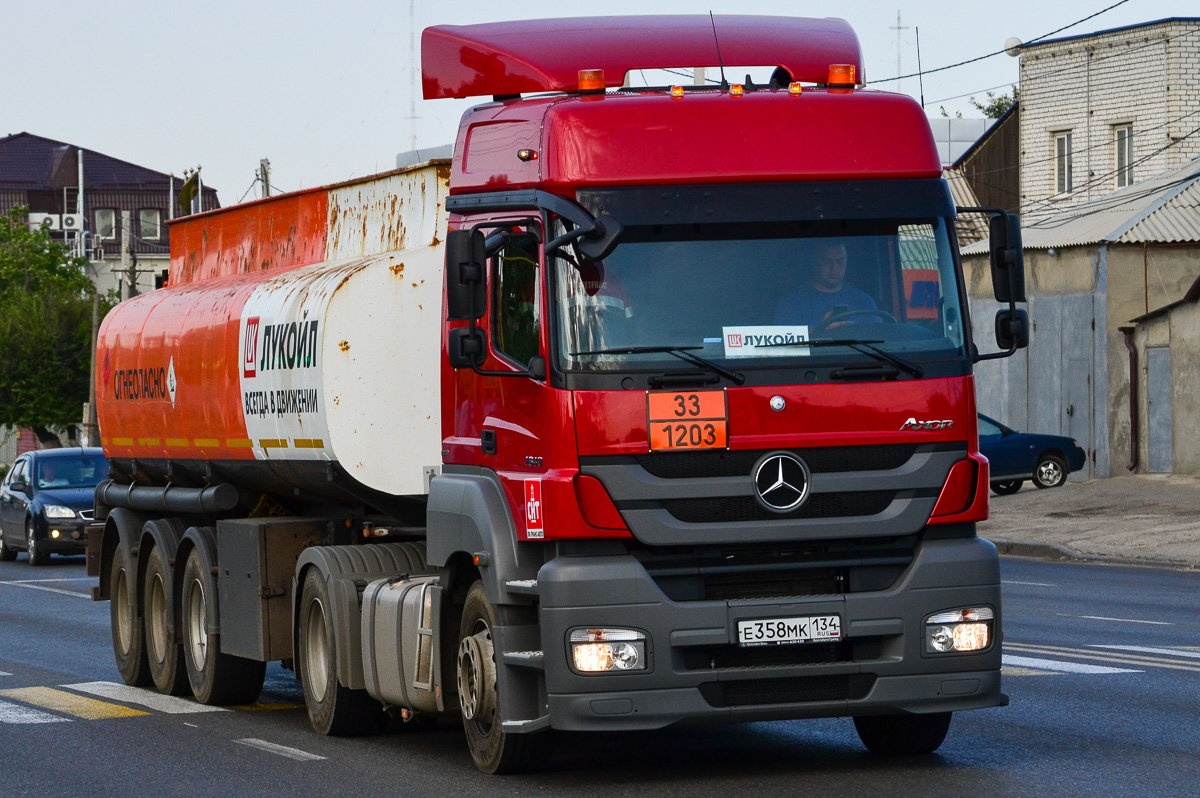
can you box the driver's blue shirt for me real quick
[774,283,878,327]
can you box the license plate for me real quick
[737,615,841,647]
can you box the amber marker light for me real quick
[827,64,856,86]
[789,82,804,96]
[517,149,538,161]
[730,83,745,97]
[670,85,685,98]
[577,68,605,93]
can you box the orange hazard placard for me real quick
[647,390,728,451]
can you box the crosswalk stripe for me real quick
[0,698,71,724]
[1002,655,1141,675]
[0,687,149,720]
[62,682,229,714]
[234,738,326,761]
[1091,644,1200,660]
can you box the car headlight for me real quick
[43,505,77,519]
[924,607,994,654]
[569,628,647,673]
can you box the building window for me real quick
[1115,125,1134,188]
[95,209,116,240]
[139,209,161,240]
[1055,133,1073,196]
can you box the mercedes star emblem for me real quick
[753,453,810,513]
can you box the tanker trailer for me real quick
[92,162,449,706]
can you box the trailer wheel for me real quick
[110,545,152,687]
[458,581,547,774]
[853,711,953,755]
[181,548,265,705]
[298,569,385,735]
[143,544,191,695]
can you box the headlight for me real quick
[569,628,647,673]
[924,607,994,654]
[43,505,77,519]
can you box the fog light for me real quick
[50,530,61,539]
[925,607,993,654]
[569,628,647,673]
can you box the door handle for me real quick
[481,429,497,455]
[1066,405,1074,417]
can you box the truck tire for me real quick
[457,581,547,774]
[180,548,265,705]
[143,544,191,695]
[298,569,385,735]
[853,711,952,755]
[110,545,152,686]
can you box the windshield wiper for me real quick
[571,345,746,385]
[756,338,924,378]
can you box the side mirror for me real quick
[576,215,624,261]
[10,481,29,496]
[995,308,1029,351]
[989,213,1026,303]
[448,327,487,369]
[446,229,487,321]
[527,355,547,381]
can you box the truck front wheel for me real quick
[853,711,953,755]
[457,581,546,774]
[297,569,385,735]
[181,548,265,704]
[110,545,151,686]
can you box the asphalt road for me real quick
[1,552,1197,797]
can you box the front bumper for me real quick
[536,536,1003,732]
[37,517,89,554]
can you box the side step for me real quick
[505,579,539,597]
[502,650,544,670]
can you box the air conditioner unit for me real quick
[28,213,61,231]
[61,213,83,232]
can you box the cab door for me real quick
[445,217,574,540]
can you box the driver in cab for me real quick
[774,240,878,329]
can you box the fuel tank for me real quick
[96,162,450,503]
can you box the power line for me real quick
[872,0,1133,84]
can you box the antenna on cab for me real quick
[709,11,728,89]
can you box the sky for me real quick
[1,0,1194,207]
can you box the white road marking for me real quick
[1091,645,1200,660]
[0,698,71,724]
[8,578,94,583]
[0,582,90,599]
[0,671,10,677]
[1057,613,1173,626]
[1002,655,1141,674]
[1007,643,1200,673]
[184,722,198,728]
[1002,580,1056,587]
[62,682,229,714]
[234,738,326,761]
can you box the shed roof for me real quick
[0,132,195,192]
[963,155,1200,253]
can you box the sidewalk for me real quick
[981,474,1200,569]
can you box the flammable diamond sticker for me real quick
[167,356,177,405]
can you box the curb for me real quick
[988,537,1200,571]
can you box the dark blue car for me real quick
[0,448,108,565]
[978,414,1087,495]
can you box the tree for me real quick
[969,85,1020,119]
[0,207,112,446]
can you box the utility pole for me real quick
[80,148,100,448]
[890,11,909,91]
[121,210,138,299]
[260,158,271,199]
[408,0,419,152]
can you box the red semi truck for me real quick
[90,16,1027,773]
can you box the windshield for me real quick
[36,455,108,489]
[554,217,966,377]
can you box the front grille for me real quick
[635,444,918,479]
[662,491,895,523]
[699,674,875,707]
